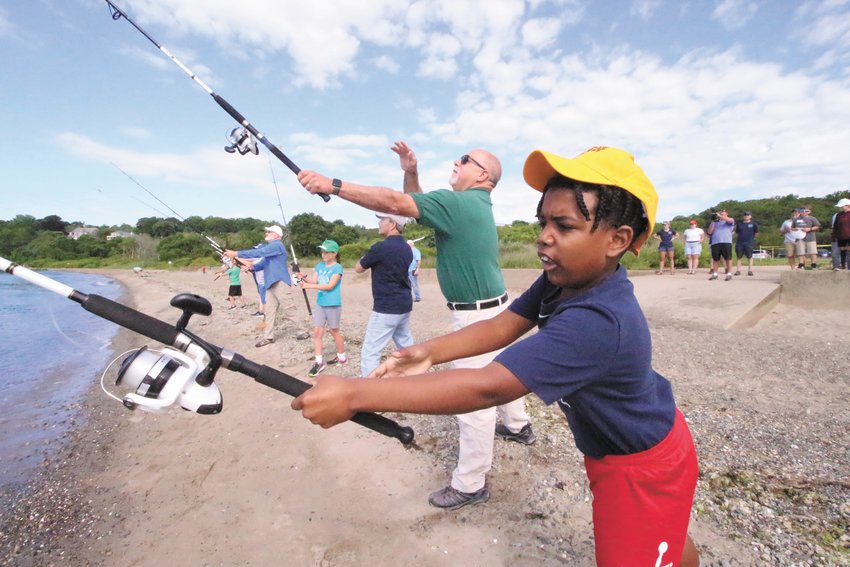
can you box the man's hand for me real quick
[391,141,418,174]
[369,344,433,378]
[223,249,238,258]
[291,375,356,428]
[297,171,333,195]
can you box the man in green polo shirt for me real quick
[297,141,535,510]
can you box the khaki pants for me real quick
[263,282,297,340]
[448,303,531,493]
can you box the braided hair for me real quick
[536,175,649,251]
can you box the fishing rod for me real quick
[0,256,414,445]
[111,162,241,267]
[103,0,329,203]
[270,161,312,316]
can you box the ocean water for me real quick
[0,270,123,489]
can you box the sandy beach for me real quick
[2,266,848,566]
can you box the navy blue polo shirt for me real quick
[735,220,759,245]
[359,235,413,314]
[495,266,676,458]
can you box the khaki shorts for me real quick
[802,240,818,255]
[785,242,798,257]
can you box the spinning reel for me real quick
[110,294,223,414]
[224,126,259,155]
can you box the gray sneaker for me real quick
[495,423,537,445]
[428,485,490,510]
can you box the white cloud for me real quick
[372,55,399,74]
[521,17,563,50]
[630,0,662,21]
[712,0,759,30]
[0,7,13,38]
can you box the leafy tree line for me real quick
[3,190,847,268]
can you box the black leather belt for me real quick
[447,292,508,311]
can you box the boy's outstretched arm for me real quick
[370,308,534,378]
[291,363,530,428]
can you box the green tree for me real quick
[289,213,334,256]
[157,233,210,261]
[36,214,69,233]
[150,218,183,238]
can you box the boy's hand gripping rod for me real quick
[103,0,330,203]
[0,257,413,446]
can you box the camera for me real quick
[710,213,719,221]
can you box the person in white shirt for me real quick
[779,209,806,270]
[682,219,705,275]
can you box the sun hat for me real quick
[264,225,283,237]
[376,213,410,230]
[835,198,850,207]
[522,146,657,253]
[318,239,339,253]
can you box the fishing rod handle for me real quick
[229,355,414,446]
[74,293,180,346]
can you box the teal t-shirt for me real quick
[226,266,241,286]
[315,261,343,307]
[411,188,505,303]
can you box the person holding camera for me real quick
[707,210,735,280]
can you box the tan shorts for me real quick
[802,241,818,255]
[785,242,798,257]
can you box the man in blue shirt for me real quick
[707,210,735,280]
[356,214,414,377]
[734,211,759,276]
[225,225,297,347]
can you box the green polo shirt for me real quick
[411,188,505,303]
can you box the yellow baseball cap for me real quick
[523,146,658,253]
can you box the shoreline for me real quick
[2,267,848,566]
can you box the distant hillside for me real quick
[665,191,850,247]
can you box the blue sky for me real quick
[2,0,849,230]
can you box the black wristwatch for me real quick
[332,178,342,195]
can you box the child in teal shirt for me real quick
[298,240,348,376]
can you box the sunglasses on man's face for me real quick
[459,154,486,171]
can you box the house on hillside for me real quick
[68,226,99,240]
[107,230,135,241]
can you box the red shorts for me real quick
[584,409,698,567]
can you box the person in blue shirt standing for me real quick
[653,221,677,275]
[292,146,700,567]
[224,225,296,347]
[707,209,735,280]
[356,214,414,377]
[406,239,422,302]
[734,211,759,276]
[299,240,347,377]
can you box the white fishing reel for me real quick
[113,344,222,414]
[101,293,224,414]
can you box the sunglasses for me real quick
[460,154,486,171]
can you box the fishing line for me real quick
[103,0,329,203]
[269,159,312,316]
[110,162,236,265]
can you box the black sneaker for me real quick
[495,423,537,445]
[308,361,326,377]
[812,263,818,270]
[251,311,264,317]
[327,356,348,365]
[428,485,490,510]
[798,263,805,270]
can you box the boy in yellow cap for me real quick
[292,147,700,567]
